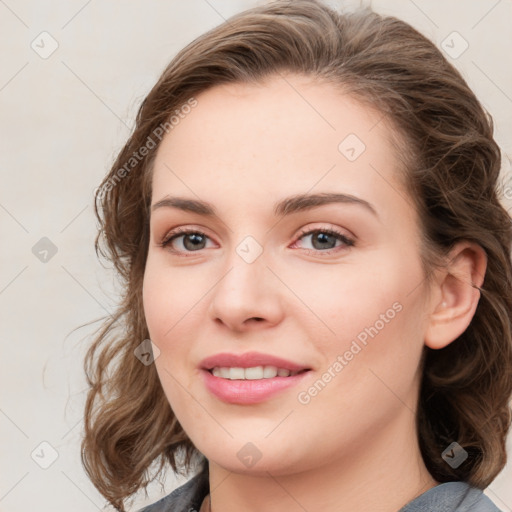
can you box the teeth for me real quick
[230,367,246,380]
[219,367,231,379]
[263,365,278,378]
[245,366,265,380]
[211,366,300,380]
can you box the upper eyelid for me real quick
[296,225,352,239]
[161,225,215,243]
[160,224,348,239]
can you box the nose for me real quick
[208,251,285,332]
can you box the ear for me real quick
[424,242,487,350]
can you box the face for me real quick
[143,74,431,475]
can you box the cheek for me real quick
[142,259,208,399]
[294,298,425,453]
[274,249,421,344]
[292,252,427,398]
[143,273,170,341]
[143,266,195,417]
[142,256,207,340]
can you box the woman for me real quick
[82,1,512,511]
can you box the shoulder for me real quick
[137,469,209,512]
[399,482,502,512]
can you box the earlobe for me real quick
[424,242,487,350]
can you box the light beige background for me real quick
[1,1,511,511]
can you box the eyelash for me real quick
[159,226,354,257]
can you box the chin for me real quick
[198,438,313,477]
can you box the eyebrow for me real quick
[151,192,378,218]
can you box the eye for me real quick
[293,227,354,254]
[160,227,215,254]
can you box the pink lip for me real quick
[199,351,309,372]
[199,352,311,405]
[201,369,310,404]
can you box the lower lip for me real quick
[201,369,310,404]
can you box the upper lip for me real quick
[200,351,310,372]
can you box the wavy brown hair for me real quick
[81,1,512,510]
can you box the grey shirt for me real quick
[138,469,501,512]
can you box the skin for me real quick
[143,73,486,512]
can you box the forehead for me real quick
[151,74,408,213]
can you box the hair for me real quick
[81,1,512,510]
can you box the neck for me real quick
[207,408,437,512]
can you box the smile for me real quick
[200,351,312,404]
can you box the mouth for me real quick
[199,352,312,404]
